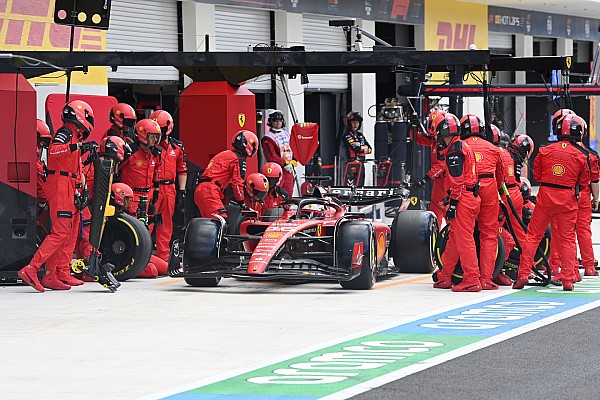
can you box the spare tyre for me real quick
[390,210,438,273]
[182,217,221,287]
[100,213,152,281]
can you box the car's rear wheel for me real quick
[262,207,284,222]
[184,276,221,287]
[100,214,152,281]
[337,221,376,290]
[390,210,438,273]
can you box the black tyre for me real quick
[337,221,376,290]
[434,225,506,283]
[100,213,152,281]
[225,205,244,234]
[183,218,220,268]
[184,276,221,287]
[262,207,284,222]
[390,210,438,273]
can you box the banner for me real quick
[0,0,107,85]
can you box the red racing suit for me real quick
[263,186,288,212]
[194,150,246,219]
[416,133,446,227]
[518,140,590,284]
[498,147,526,259]
[436,137,481,285]
[119,143,161,214]
[262,130,294,196]
[154,137,187,261]
[576,147,599,273]
[463,136,504,281]
[29,123,82,278]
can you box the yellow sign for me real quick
[425,0,488,84]
[238,113,246,128]
[410,197,418,206]
[0,0,107,85]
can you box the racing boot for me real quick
[41,270,71,290]
[562,280,574,291]
[512,277,529,290]
[137,262,158,279]
[574,268,582,282]
[57,266,84,286]
[584,268,599,277]
[151,255,169,276]
[493,273,513,286]
[480,278,498,290]
[451,279,481,292]
[18,265,45,293]
[433,269,452,289]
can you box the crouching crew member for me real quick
[513,114,590,291]
[194,130,259,219]
[261,162,288,211]
[432,113,482,293]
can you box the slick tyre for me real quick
[225,204,244,235]
[183,218,221,287]
[184,276,221,287]
[262,207,284,222]
[391,210,438,273]
[100,213,152,281]
[337,221,376,290]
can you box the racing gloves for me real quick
[414,175,431,189]
[446,199,458,221]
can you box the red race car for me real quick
[173,186,438,290]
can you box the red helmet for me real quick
[149,110,174,137]
[490,124,502,146]
[557,114,586,141]
[245,173,269,202]
[111,182,134,209]
[109,103,137,132]
[232,130,259,157]
[100,135,128,162]
[346,111,363,130]
[509,134,534,161]
[436,113,460,138]
[426,109,446,137]
[135,119,162,145]
[460,114,485,139]
[261,162,283,190]
[551,108,575,135]
[37,119,51,148]
[62,100,94,140]
[520,177,532,197]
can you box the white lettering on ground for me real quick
[420,301,565,329]
[247,341,444,385]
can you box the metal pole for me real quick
[65,0,78,102]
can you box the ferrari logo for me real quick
[316,224,322,236]
[474,152,483,162]
[552,164,565,176]
[238,113,246,128]
[566,57,572,69]
[410,197,418,206]
[562,143,568,149]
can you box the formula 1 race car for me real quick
[172,185,438,290]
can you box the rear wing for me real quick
[326,186,410,205]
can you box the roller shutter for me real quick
[215,6,272,91]
[107,0,180,83]
[302,14,348,91]
[489,32,513,50]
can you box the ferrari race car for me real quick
[172,186,438,290]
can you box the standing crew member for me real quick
[104,103,137,143]
[432,113,482,292]
[194,130,259,219]
[460,114,504,290]
[414,109,447,226]
[19,100,96,292]
[261,162,288,211]
[261,110,295,196]
[513,114,590,291]
[342,111,372,186]
[150,110,188,263]
[36,119,52,239]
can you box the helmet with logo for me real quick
[109,103,137,132]
[551,108,575,136]
[346,111,363,130]
[261,162,283,191]
[436,113,460,138]
[509,134,534,161]
[100,135,128,162]
[490,124,502,146]
[557,114,586,142]
[135,119,162,145]
[267,110,286,130]
[149,110,174,137]
[111,182,134,210]
[460,114,486,139]
[232,130,259,157]
[62,100,94,140]
[37,119,52,148]
[245,173,269,202]
[426,109,447,137]
[520,177,532,197]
